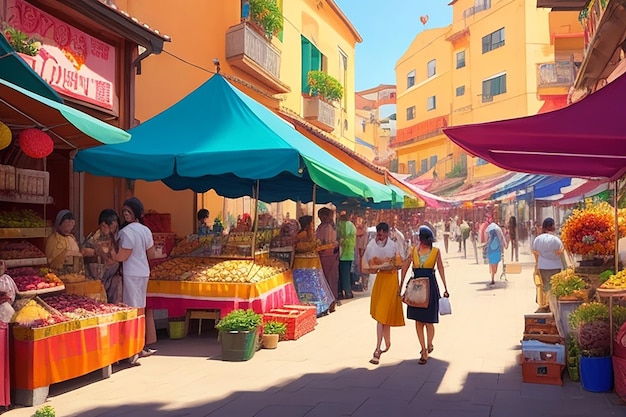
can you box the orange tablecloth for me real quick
[11,309,144,390]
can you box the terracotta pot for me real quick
[262,333,279,349]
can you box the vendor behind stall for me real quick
[197,208,211,236]
[45,210,83,271]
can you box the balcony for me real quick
[225,22,290,95]
[302,96,336,132]
[463,0,491,18]
[536,0,588,11]
[537,61,577,95]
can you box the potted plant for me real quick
[569,302,613,392]
[262,320,286,349]
[307,70,344,103]
[215,309,262,361]
[550,269,588,338]
[249,0,283,39]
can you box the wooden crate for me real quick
[524,313,558,335]
[521,358,564,385]
[263,305,317,341]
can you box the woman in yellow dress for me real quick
[45,210,82,271]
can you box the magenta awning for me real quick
[389,172,458,208]
[443,72,626,181]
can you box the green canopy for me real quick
[74,75,396,204]
[0,77,131,149]
[0,35,61,102]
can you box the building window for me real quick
[427,96,436,111]
[456,51,466,69]
[338,48,348,112]
[476,158,489,166]
[406,106,416,120]
[420,159,428,174]
[456,86,465,96]
[408,160,417,176]
[429,155,438,169]
[482,28,505,54]
[482,73,506,102]
[427,59,436,78]
[407,70,415,88]
[301,36,324,94]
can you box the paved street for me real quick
[6,242,625,416]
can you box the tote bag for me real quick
[402,276,430,308]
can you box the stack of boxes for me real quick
[521,313,566,385]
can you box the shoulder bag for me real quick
[401,247,435,308]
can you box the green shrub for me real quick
[249,0,283,39]
[569,302,608,330]
[263,320,286,335]
[215,309,262,332]
[33,405,55,417]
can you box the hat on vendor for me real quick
[418,225,434,243]
[54,209,75,232]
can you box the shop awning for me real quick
[443,72,626,181]
[389,172,458,208]
[452,172,517,202]
[74,75,397,204]
[0,35,61,102]
[0,78,131,149]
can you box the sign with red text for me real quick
[2,0,117,111]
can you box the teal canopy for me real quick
[74,75,395,204]
[0,77,131,149]
[0,35,61,102]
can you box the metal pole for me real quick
[312,184,317,226]
[615,179,619,274]
[252,180,260,262]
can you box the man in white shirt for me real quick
[531,217,564,312]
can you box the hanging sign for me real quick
[2,0,117,111]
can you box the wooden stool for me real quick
[184,309,220,336]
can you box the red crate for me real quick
[263,305,317,341]
[144,213,172,233]
[521,358,564,385]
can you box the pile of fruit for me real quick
[0,209,46,228]
[43,294,132,320]
[599,270,626,289]
[8,267,64,292]
[170,237,200,256]
[0,241,45,259]
[151,259,287,283]
[151,257,217,280]
[11,299,66,328]
[560,202,626,256]
[549,268,587,299]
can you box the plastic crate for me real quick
[521,358,564,385]
[263,305,317,341]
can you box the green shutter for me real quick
[301,36,311,94]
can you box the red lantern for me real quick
[19,128,54,159]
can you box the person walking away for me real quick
[401,226,449,365]
[508,216,519,262]
[364,222,406,365]
[485,221,507,285]
[337,211,356,299]
[112,197,157,364]
[82,209,123,303]
[458,219,470,258]
[316,207,340,310]
[355,216,370,291]
[443,218,451,254]
[531,217,564,313]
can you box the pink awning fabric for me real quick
[443,72,626,181]
[389,172,458,208]
[452,172,517,202]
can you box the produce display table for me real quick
[11,309,145,406]
[596,288,626,355]
[146,271,299,317]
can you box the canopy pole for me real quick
[615,179,619,274]
[252,180,260,263]
[312,184,317,228]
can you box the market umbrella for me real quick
[443,71,626,181]
[0,78,131,149]
[74,74,397,204]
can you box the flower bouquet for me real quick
[561,202,626,257]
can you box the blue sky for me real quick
[334,1,452,92]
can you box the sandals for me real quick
[369,349,382,365]
[381,343,391,353]
[427,345,434,354]
[418,350,428,365]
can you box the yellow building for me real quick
[354,85,397,163]
[82,0,362,236]
[392,0,578,187]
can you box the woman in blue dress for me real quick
[485,222,507,285]
[401,226,449,365]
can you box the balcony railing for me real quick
[302,96,336,132]
[225,22,289,94]
[537,61,577,89]
[463,0,491,19]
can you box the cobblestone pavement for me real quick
[5,241,625,416]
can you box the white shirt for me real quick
[364,237,399,265]
[119,222,154,277]
[532,232,564,270]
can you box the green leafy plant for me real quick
[263,320,286,335]
[569,302,608,330]
[3,25,41,56]
[33,405,55,417]
[307,70,344,103]
[215,309,262,332]
[550,271,586,299]
[249,0,283,39]
[598,269,614,284]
